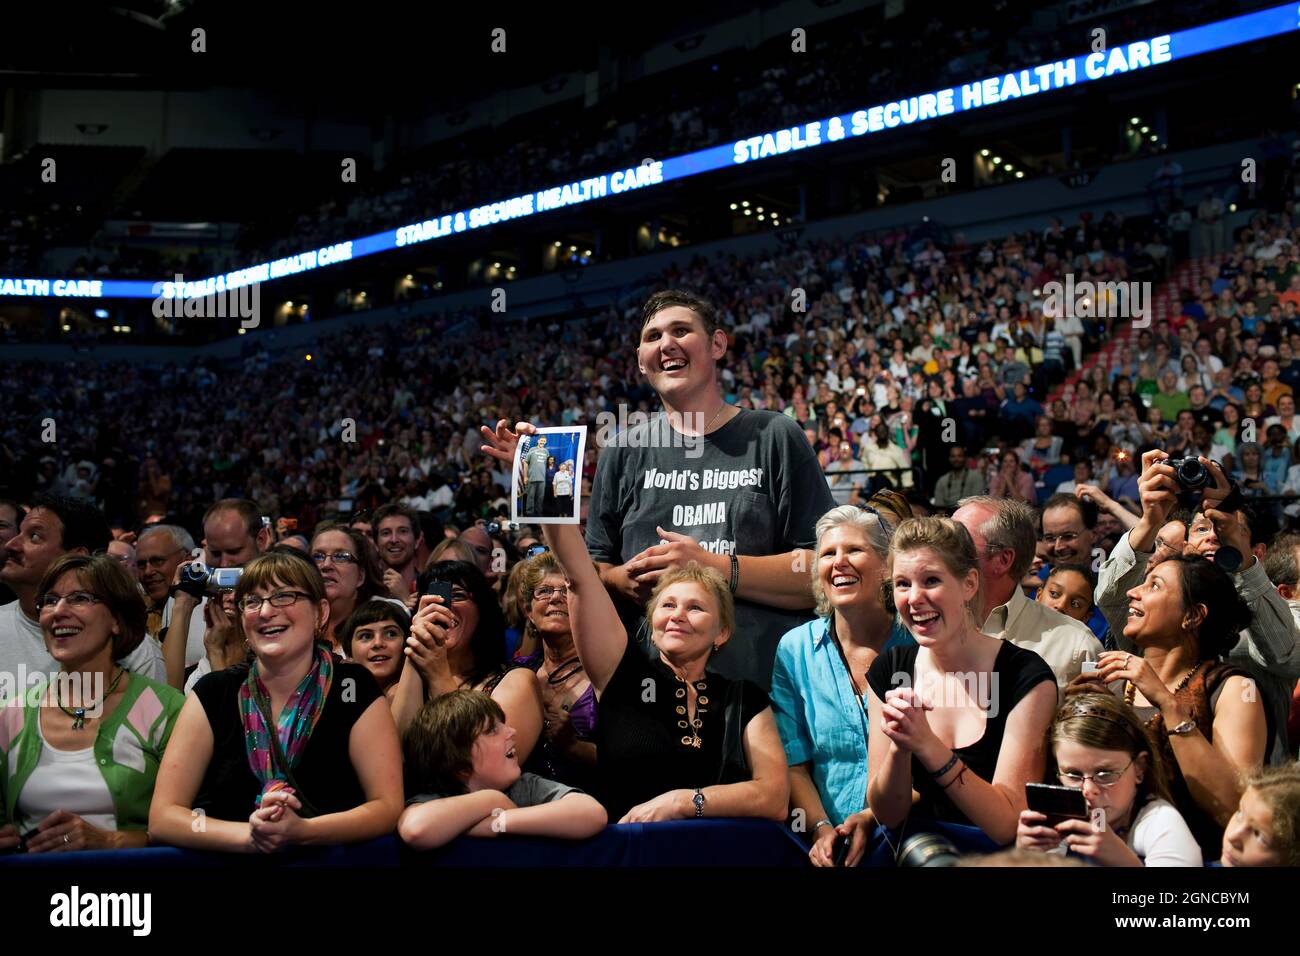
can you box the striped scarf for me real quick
[239,643,334,808]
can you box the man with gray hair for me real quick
[953,495,1101,691]
[135,523,200,651]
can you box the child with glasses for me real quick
[1016,692,1201,866]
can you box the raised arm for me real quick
[542,524,628,694]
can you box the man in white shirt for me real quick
[953,496,1101,691]
[136,524,205,663]
[0,493,165,688]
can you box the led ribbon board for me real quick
[4,2,1297,301]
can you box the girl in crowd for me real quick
[1016,692,1201,866]
[398,691,606,850]
[510,552,597,790]
[403,561,544,761]
[989,449,1037,505]
[541,521,788,823]
[772,504,914,867]
[337,599,410,716]
[309,523,395,656]
[149,551,403,852]
[866,517,1057,847]
[0,555,184,852]
[1220,765,1300,866]
[1035,564,1096,625]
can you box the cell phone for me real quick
[281,517,298,531]
[1025,782,1089,827]
[1081,661,1100,674]
[425,581,454,604]
[831,833,851,867]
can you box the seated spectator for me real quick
[404,561,544,761]
[0,555,183,852]
[953,497,1101,690]
[1016,692,1200,866]
[1098,451,1300,769]
[1020,417,1064,472]
[149,551,403,852]
[397,690,606,850]
[1037,564,1096,626]
[772,504,915,867]
[1082,552,1266,859]
[989,450,1037,505]
[866,517,1057,846]
[860,423,914,490]
[337,598,410,715]
[511,552,597,790]
[932,446,985,508]
[1219,765,1300,867]
[310,523,398,655]
[1232,443,1271,497]
[541,521,789,824]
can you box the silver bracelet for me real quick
[813,818,833,830]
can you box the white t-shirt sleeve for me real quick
[184,656,213,694]
[120,635,167,685]
[1128,797,1203,866]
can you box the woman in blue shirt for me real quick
[771,504,913,867]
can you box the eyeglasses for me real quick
[1041,532,1080,545]
[238,590,314,614]
[533,585,569,600]
[136,548,186,571]
[38,591,102,611]
[311,550,358,566]
[1057,758,1134,788]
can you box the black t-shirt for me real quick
[192,660,382,822]
[865,641,1054,827]
[585,408,833,690]
[595,639,770,821]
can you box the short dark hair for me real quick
[202,498,262,538]
[27,493,111,555]
[1041,493,1097,531]
[1046,563,1097,610]
[0,499,25,526]
[372,503,421,539]
[338,598,411,657]
[639,289,722,338]
[402,690,505,797]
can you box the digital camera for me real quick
[177,562,242,598]
[1164,457,1211,490]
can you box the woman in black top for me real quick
[866,517,1056,846]
[149,552,403,852]
[541,523,788,823]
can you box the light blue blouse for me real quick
[771,615,914,826]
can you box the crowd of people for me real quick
[2,274,1300,867]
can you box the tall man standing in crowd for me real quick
[0,493,166,685]
[163,498,270,690]
[486,290,833,688]
[522,435,551,517]
[373,502,423,600]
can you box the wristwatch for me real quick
[1166,718,1196,737]
[693,788,706,818]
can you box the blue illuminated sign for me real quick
[3,2,1296,301]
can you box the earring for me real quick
[711,643,721,653]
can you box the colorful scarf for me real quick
[239,643,334,809]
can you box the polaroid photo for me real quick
[511,426,586,525]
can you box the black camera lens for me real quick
[1176,458,1207,489]
[898,832,960,867]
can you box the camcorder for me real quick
[175,561,243,599]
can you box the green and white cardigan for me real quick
[0,671,184,831]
